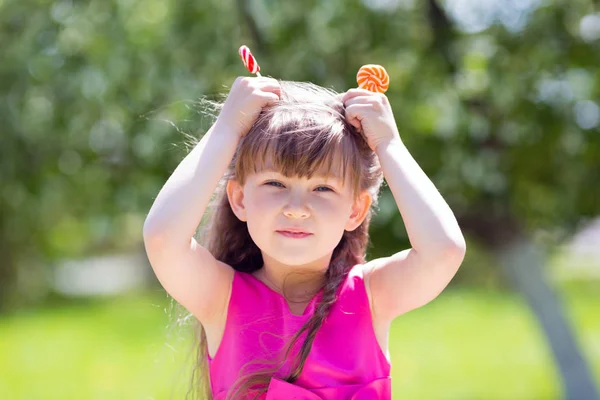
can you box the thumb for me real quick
[258,92,280,107]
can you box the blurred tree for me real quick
[415,1,599,398]
[0,0,598,397]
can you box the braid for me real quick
[224,219,370,400]
[282,221,369,384]
[282,261,347,381]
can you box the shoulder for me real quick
[336,263,367,294]
[334,263,372,312]
[347,263,366,282]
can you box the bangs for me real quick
[236,116,362,196]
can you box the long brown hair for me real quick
[184,80,384,399]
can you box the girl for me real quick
[143,76,466,399]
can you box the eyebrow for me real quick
[258,167,343,182]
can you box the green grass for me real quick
[0,283,598,400]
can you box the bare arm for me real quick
[365,139,466,321]
[342,89,465,322]
[376,139,465,258]
[142,121,239,322]
[142,77,281,323]
[143,121,239,242]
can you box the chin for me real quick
[271,252,316,267]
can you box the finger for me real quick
[258,83,281,98]
[261,86,281,99]
[259,77,281,91]
[255,76,279,84]
[343,95,375,107]
[345,103,371,131]
[258,92,280,107]
[342,88,376,103]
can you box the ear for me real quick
[226,179,247,222]
[345,191,372,232]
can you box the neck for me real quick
[255,252,331,302]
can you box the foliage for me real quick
[0,0,599,307]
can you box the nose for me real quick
[283,195,310,219]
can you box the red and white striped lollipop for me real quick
[357,64,389,93]
[238,45,261,77]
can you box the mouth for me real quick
[276,230,313,238]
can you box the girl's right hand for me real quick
[217,76,281,139]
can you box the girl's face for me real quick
[227,165,371,267]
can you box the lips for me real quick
[277,228,311,234]
[276,228,313,239]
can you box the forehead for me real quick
[254,159,345,182]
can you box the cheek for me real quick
[244,196,270,246]
[244,190,278,236]
[315,197,351,217]
[247,190,279,213]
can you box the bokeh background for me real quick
[1,0,599,399]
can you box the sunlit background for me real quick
[1,0,599,399]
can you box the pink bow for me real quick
[213,377,391,400]
[265,377,391,400]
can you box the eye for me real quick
[315,186,334,192]
[265,181,285,188]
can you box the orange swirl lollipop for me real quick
[356,64,389,93]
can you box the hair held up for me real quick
[188,79,385,399]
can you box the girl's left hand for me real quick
[341,88,402,152]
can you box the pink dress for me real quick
[207,264,392,399]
